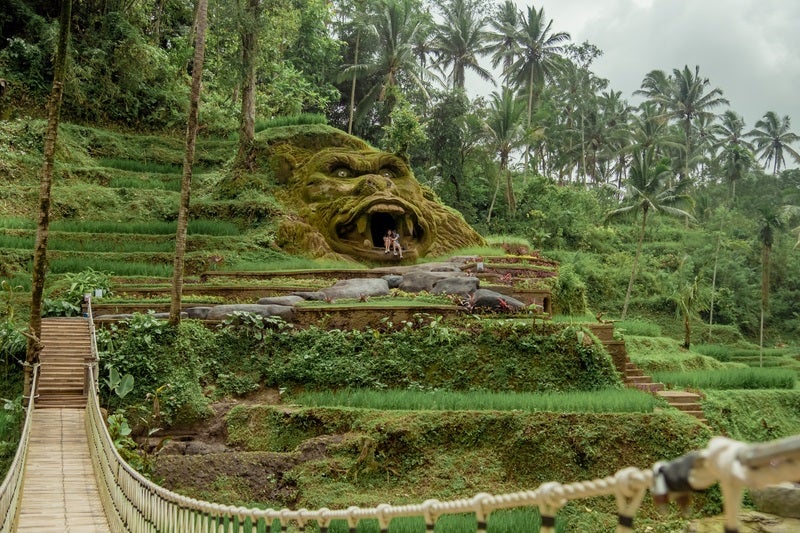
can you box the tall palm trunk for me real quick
[707,234,721,342]
[170,0,208,326]
[621,209,648,320]
[759,242,770,366]
[347,30,360,134]
[25,0,71,399]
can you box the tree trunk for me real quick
[170,0,208,326]
[25,0,71,399]
[707,234,721,342]
[621,210,648,320]
[683,310,691,349]
[759,243,771,366]
[236,0,260,168]
[347,30,360,134]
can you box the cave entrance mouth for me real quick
[370,212,395,247]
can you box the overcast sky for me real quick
[495,0,800,131]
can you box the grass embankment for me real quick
[154,405,711,531]
[292,388,661,413]
[652,368,796,390]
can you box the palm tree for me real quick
[170,0,208,326]
[432,0,493,90]
[483,87,526,220]
[342,0,377,133]
[634,69,673,110]
[342,0,430,124]
[756,202,800,362]
[483,0,519,83]
[26,0,71,398]
[664,66,729,180]
[605,148,694,319]
[747,111,800,174]
[711,110,753,201]
[506,5,570,130]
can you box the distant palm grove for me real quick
[1,0,799,343]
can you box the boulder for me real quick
[431,276,480,297]
[205,304,295,321]
[399,271,463,293]
[185,307,211,319]
[320,278,389,300]
[470,289,527,311]
[256,295,305,306]
[382,274,404,289]
[751,483,800,519]
[291,291,326,301]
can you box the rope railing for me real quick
[0,363,39,533]
[84,358,800,533]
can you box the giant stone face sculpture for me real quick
[255,125,484,263]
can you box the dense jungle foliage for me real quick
[0,3,799,529]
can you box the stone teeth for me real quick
[356,215,367,235]
[405,217,414,235]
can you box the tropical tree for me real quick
[341,0,430,127]
[605,148,694,319]
[170,0,208,326]
[26,0,71,398]
[711,110,753,201]
[661,66,729,181]
[505,5,570,130]
[483,87,526,220]
[432,0,493,90]
[669,256,709,349]
[747,111,800,174]
[754,200,800,361]
[235,0,263,167]
[483,0,519,83]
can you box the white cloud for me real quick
[514,0,800,130]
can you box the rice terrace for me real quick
[1,0,800,532]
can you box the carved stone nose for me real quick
[355,174,393,195]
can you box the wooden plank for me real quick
[16,409,110,532]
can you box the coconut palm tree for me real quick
[506,5,570,130]
[483,87,526,220]
[432,0,493,90]
[342,0,430,125]
[170,0,208,326]
[664,66,729,181]
[605,148,695,319]
[747,111,800,174]
[484,0,520,83]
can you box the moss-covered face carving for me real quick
[260,126,484,263]
[293,149,435,261]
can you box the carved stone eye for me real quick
[332,167,353,178]
[380,168,395,179]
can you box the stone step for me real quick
[625,369,645,377]
[657,390,701,403]
[635,382,665,392]
[625,375,654,384]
